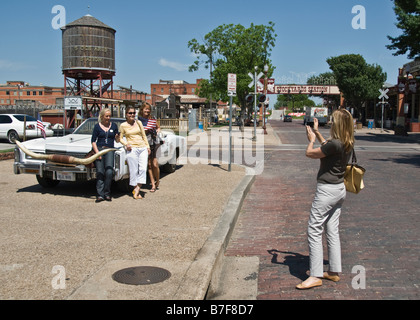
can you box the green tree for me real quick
[326,54,387,119]
[307,72,336,86]
[188,22,277,116]
[387,0,420,60]
[307,72,340,108]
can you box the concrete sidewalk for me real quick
[1,125,278,300]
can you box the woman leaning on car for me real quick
[91,108,120,203]
[119,106,151,200]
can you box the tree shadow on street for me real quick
[370,154,420,168]
[355,133,420,145]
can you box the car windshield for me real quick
[73,118,125,135]
[14,115,37,122]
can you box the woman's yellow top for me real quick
[119,120,150,149]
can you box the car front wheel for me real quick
[36,175,60,188]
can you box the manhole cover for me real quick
[112,266,171,285]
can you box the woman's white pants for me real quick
[126,147,149,186]
[308,182,346,277]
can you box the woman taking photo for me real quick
[139,103,161,192]
[119,107,150,199]
[91,108,119,203]
[296,108,354,290]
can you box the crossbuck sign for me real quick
[248,72,264,89]
[378,88,389,100]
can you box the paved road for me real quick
[224,119,420,300]
[0,141,14,151]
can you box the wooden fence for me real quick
[157,119,208,132]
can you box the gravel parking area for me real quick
[0,159,245,299]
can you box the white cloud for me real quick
[158,58,188,72]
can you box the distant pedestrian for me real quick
[119,107,150,199]
[296,109,354,290]
[91,108,119,203]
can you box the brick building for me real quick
[1,78,225,122]
[148,79,221,119]
[149,79,207,106]
[0,81,64,107]
[0,80,147,109]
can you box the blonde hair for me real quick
[139,103,152,118]
[98,108,111,123]
[330,109,354,153]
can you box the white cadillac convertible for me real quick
[13,117,186,191]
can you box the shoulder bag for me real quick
[344,148,366,194]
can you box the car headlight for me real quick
[14,148,20,162]
[115,152,120,171]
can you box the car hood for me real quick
[19,134,93,153]
[45,134,93,153]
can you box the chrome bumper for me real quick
[14,162,95,180]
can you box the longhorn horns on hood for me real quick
[15,140,116,165]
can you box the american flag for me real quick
[37,113,46,139]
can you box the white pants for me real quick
[308,182,346,277]
[126,147,148,186]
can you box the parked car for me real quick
[284,115,292,122]
[13,117,186,191]
[0,114,53,143]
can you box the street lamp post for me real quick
[263,64,268,135]
[253,66,258,141]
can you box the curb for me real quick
[173,173,256,300]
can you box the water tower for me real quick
[61,14,116,125]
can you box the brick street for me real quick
[225,120,420,300]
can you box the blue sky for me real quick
[0,0,411,107]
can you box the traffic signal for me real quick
[245,94,254,103]
[258,94,266,103]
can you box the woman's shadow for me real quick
[267,249,328,281]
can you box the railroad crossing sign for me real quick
[248,72,264,88]
[378,87,389,133]
[378,88,389,100]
